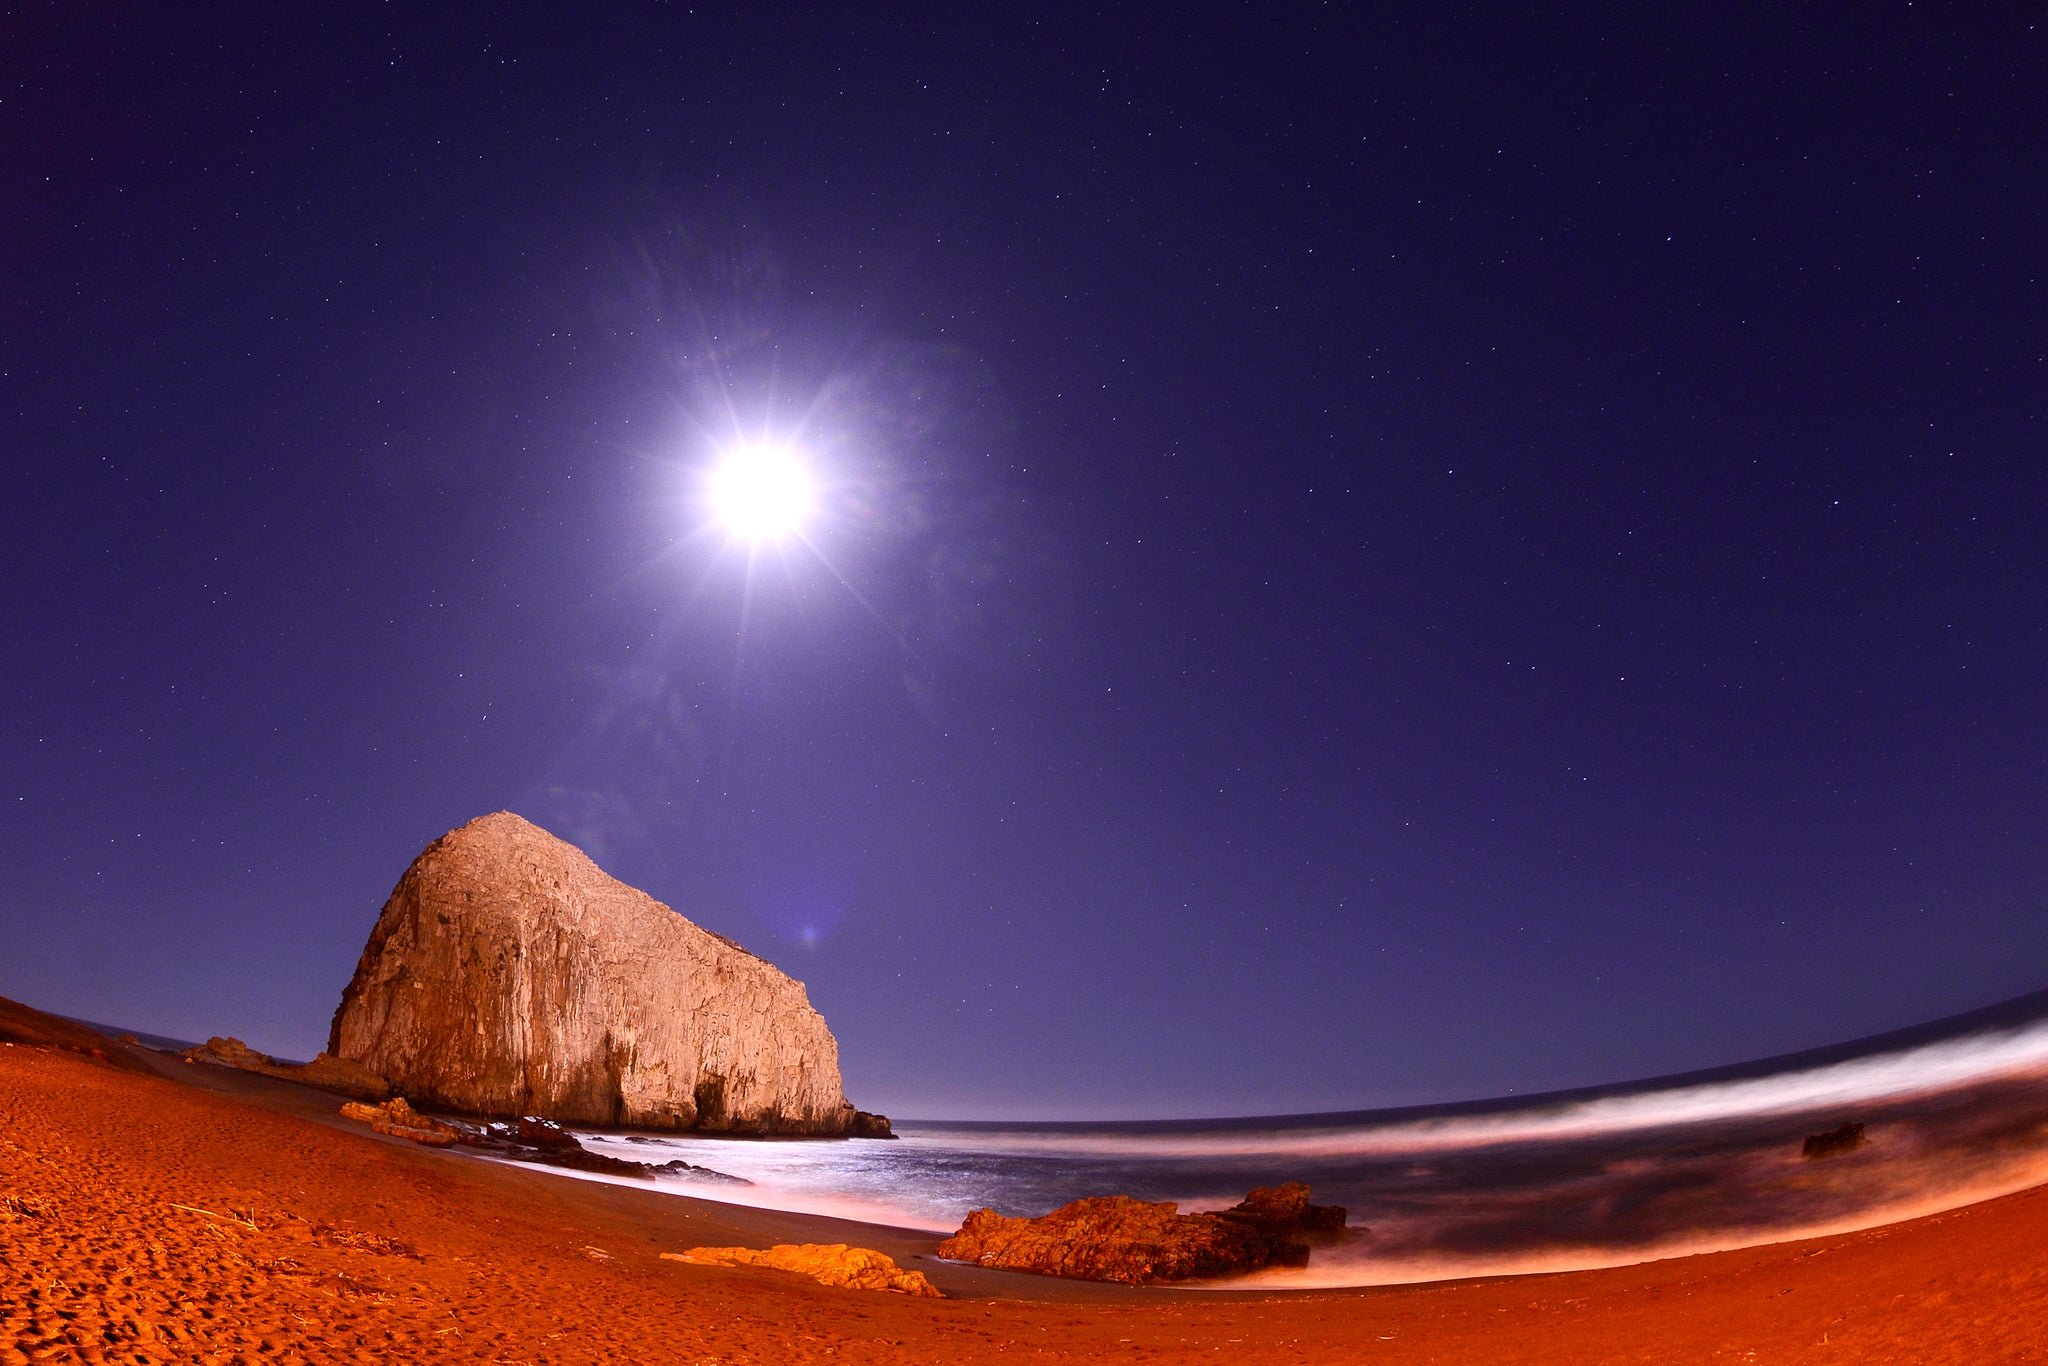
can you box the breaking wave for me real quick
[560,990,2048,1286]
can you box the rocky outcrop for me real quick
[937,1183,1347,1285]
[340,1096,461,1146]
[327,812,888,1136]
[848,1110,896,1140]
[180,1036,393,1101]
[455,1116,748,1183]
[1213,1181,1349,1239]
[337,1094,749,1181]
[666,1244,942,1297]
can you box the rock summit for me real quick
[328,812,886,1136]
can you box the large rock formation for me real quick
[328,812,883,1136]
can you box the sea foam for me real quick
[556,1001,2048,1286]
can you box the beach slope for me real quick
[5,1034,2048,1363]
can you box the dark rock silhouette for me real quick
[849,1110,896,1140]
[1213,1181,1349,1239]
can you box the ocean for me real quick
[570,993,2048,1287]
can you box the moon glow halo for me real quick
[709,442,814,543]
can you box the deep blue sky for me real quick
[3,5,2044,1120]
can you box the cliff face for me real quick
[328,812,864,1135]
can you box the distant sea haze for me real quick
[562,995,2048,1286]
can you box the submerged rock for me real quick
[937,1183,1347,1285]
[667,1244,942,1297]
[1213,1181,1349,1238]
[1802,1122,1870,1159]
[180,1036,392,1102]
[328,812,889,1136]
[336,1096,750,1182]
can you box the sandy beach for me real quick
[13,6,2046,1357]
[6,1020,2048,1364]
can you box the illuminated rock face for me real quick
[670,1244,943,1297]
[328,812,869,1135]
[936,1184,1347,1284]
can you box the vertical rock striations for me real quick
[328,812,882,1136]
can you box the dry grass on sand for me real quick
[6,1037,2048,1363]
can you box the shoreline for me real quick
[45,1004,2048,1293]
[10,1010,2048,1359]
[117,1036,1187,1304]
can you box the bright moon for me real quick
[709,443,813,542]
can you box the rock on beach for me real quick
[327,812,888,1136]
[938,1183,1347,1285]
[666,1244,943,1297]
[339,1096,462,1146]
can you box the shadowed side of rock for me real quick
[326,812,888,1136]
[332,1096,752,1183]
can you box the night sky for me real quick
[4,6,2045,1120]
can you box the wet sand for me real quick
[6,1037,2048,1363]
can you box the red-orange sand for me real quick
[6,1042,2048,1364]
